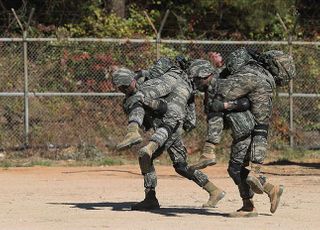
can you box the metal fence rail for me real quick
[0,38,319,153]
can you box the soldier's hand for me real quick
[144,98,167,115]
[210,99,225,112]
[124,92,144,110]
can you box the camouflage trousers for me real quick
[228,136,254,199]
[144,127,209,190]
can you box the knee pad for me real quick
[253,124,269,138]
[227,161,242,185]
[240,166,250,180]
[173,162,195,180]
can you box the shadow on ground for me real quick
[265,160,320,169]
[49,201,229,217]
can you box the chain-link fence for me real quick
[0,38,319,155]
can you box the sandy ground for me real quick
[0,163,319,230]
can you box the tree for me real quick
[110,0,126,18]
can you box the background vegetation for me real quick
[0,0,319,164]
[0,0,319,40]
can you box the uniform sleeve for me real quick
[183,99,196,132]
[139,74,178,100]
[216,73,257,101]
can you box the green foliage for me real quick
[63,5,159,38]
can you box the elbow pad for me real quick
[227,98,250,112]
[154,99,168,116]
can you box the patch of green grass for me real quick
[28,160,53,167]
[0,161,12,169]
[98,157,124,166]
[267,148,320,163]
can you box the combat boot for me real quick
[190,142,216,170]
[138,141,159,174]
[263,182,284,213]
[131,190,160,211]
[202,181,226,208]
[246,163,264,194]
[228,198,258,217]
[116,122,143,150]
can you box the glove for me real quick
[210,99,225,112]
[226,97,250,112]
[183,121,195,132]
[144,98,167,116]
[124,92,144,111]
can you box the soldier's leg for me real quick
[227,136,258,217]
[168,137,225,208]
[138,126,170,173]
[190,115,223,170]
[246,93,272,193]
[132,147,165,211]
[247,126,284,214]
[117,106,144,150]
[131,163,160,210]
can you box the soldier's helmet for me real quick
[225,47,253,74]
[259,50,296,86]
[111,67,135,87]
[188,59,218,79]
[149,57,176,79]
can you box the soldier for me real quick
[188,59,258,217]
[116,57,196,150]
[212,48,295,196]
[112,64,225,211]
[189,48,295,216]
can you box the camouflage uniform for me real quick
[211,48,294,214]
[113,62,225,210]
[217,48,295,166]
[126,69,209,186]
[188,52,294,215]
[191,60,256,201]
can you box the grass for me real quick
[0,159,53,168]
[266,148,320,163]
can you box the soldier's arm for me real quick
[183,95,197,132]
[139,74,178,100]
[216,73,256,100]
[209,97,251,113]
[130,74,178,113]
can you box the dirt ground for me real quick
[0,163,319,230]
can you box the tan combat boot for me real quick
[116,122,143,150]
[190,142,216,170]
[263,182,284,214]
[131,190,160,211]
[138,141,159,174]
[228,198,258,218]
[246,163,264,194]
[202,181,226,208]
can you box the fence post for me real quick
[144,10,169,60]
[288,35,294,147]
[12,8,34,148]
[22,30,29,147]
[277,12,297,148]
[157,10,170,59]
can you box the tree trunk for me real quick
[111,0,125,18]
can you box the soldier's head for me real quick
[111,67,137,95]
[188,59,219,92]
[226,47,253,74]
[148,57,175,79]
[208,52,224,68]
[259,50,296,86]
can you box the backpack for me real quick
[256,50,296,86]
